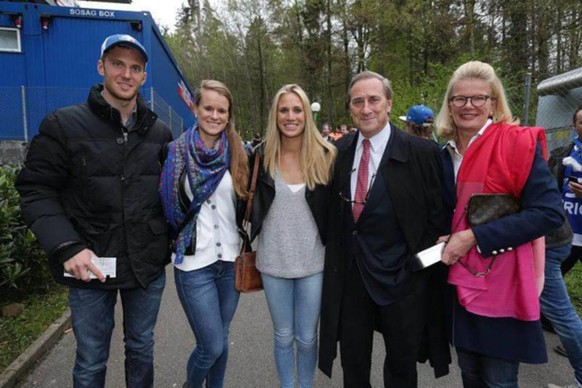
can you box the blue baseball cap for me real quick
[399,105,434,126]
[100,34,148,62]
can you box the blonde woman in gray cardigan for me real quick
[249,84,336,388]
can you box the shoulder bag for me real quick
[234,153,263,292]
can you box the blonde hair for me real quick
[263,84,336,190]
[435,61,517,139]
[196,80,249,198]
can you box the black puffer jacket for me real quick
[16,84,173,289]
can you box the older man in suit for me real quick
[318,71,449,387]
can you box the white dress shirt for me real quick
[445,119,493,181]
[350,123,392,204]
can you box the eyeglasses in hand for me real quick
[338,169,376,206]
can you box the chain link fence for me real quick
[147,88,185,139]
[3,71,581,151]
[535,68,582,152]
[0,86,185,142]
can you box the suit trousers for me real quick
[339,259,428,388]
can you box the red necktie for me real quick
[353,139,370,222]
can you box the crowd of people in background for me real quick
[14,32,582,388]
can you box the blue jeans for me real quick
[174,261,240,388]
[68,270,166,388]
[540,243,582,384]
[457,349,520,388]
[262,272,323,388]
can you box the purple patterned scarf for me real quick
[159,125,230,264]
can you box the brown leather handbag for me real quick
[235,153,263,293]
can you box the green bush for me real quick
[0,165,53,305]
[565,264,582,316]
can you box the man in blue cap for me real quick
[16,34,172,387]
[399,105,435,140]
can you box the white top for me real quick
[445,119,492,180]
[287,183,306,193]
[172,170,241,271]
[350,122,391,203]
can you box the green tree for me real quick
[163,0,582,135]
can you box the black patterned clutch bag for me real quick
[467,194,520,227]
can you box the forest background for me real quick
[162,0,582,140]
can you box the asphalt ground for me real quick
[15,265,578,387]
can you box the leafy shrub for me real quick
[0,165,53,304]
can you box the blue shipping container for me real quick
[0,1,195,140]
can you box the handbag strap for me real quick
[244,153,261,224]
[176,206,196,237]
[240,153,260,253]
[447,201,497,278]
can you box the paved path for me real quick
[20,266,576,387]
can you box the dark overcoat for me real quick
[318,126,451,378]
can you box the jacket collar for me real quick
[87,84,158,135]
[340,125,410,173]
[336,128,399,187]
[254,143,275,189]
[381,124,408,165]
[329,132,354,202]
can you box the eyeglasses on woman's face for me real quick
[449,95,492,108]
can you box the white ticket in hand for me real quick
[415,242,445,269]
[64,257,117,279]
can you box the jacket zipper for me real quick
[120,126,129,260]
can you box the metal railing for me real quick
[149,87,184,139]
[0,86,185,141]
[535,69,582,151]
